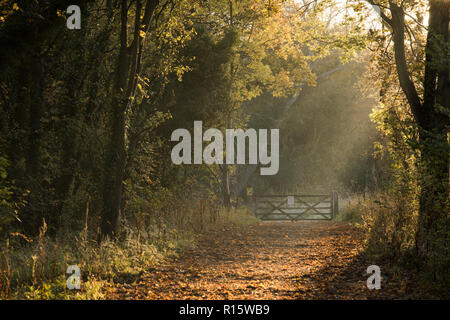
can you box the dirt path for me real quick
[107,221,437,299]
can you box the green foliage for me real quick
[336,200,364,225]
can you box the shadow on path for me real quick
[107,221,444,299]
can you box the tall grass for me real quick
[0,195,257,299]
[337,192,418,260]
[335,191,450,294]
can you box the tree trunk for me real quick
[100,0,160,239]
[100,0,130,239]
[373,0,449,274]
[221,164,231,208]
[415,0,449,272]
[21,55,43,235]
[416,130,449,268]
[101,98,127,238]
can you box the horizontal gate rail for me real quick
[252,193,338,221]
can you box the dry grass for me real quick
[0,196,257,299]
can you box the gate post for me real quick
[332,191,339,219]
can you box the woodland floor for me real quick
[106,221,444,299]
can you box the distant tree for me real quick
[188,0,337,206]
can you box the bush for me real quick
[337,191,418,260]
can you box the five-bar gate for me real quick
[253,192,339,221]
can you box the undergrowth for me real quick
[336,192,449,296]
[0,204,257,299]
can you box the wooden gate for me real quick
[252,192,339,221]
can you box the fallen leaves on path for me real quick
[106,221,445,299]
